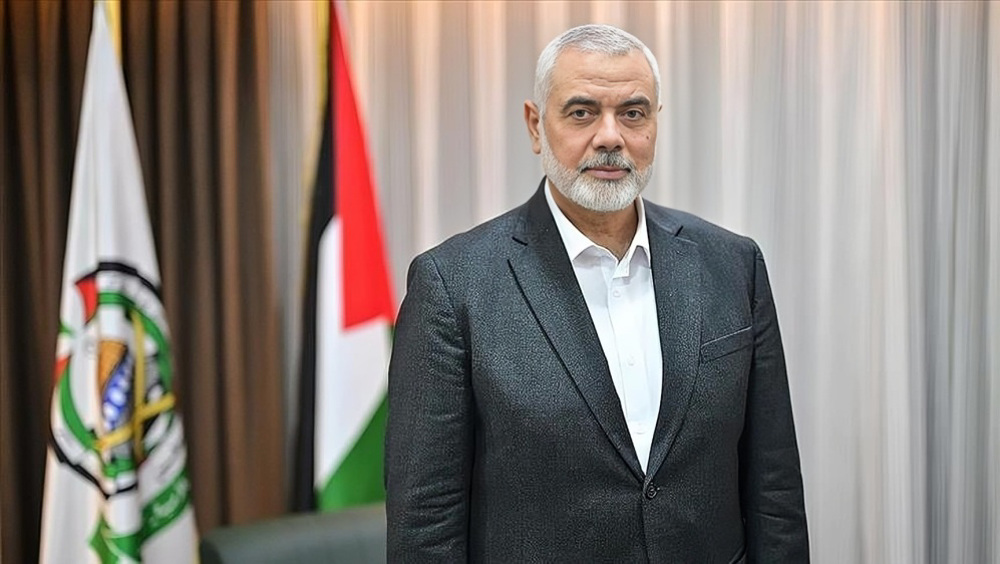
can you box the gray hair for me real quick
[533,24,660,116]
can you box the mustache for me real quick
[578,152,635,174]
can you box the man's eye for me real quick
[571,109,590,119]
[624,109,644,120]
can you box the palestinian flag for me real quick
[39,3,198,563]
[293,2,396,511]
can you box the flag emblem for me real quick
[51,263,191,563]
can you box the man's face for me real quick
[526,48,658,213]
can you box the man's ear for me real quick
[524,100,542,155]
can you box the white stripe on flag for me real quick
[314,219,391,489]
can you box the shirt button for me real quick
[627,355,635,366]
[612,289,622,298]
[645,484,658,499]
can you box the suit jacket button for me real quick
[645,484,658,499]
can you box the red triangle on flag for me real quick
[332,6,396,329]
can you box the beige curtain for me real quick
[1,2,286,562]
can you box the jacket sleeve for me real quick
[385,252,474,562]
[739,243,810,562]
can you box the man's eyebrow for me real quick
[561,96,600,112]
[619,96,653,110]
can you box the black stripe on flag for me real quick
[292,101,334,512]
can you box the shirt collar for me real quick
[544,180,650,266]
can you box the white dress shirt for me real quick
[544,183,663,472]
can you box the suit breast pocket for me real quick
[699,325,753,364]
[690,325,754,430]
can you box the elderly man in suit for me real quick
[385,24,809,563]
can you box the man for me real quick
[385,24,808,563]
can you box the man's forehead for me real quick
[549,49,655,96]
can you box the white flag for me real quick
[40,4,198,563]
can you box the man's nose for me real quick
[591,112,624,152]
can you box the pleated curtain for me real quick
[330,2,999,562]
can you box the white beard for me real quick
[539,124,653,213]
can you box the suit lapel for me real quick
[644,208,702,481]
[507,183,644,482]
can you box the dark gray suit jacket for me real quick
[385,181,809,563]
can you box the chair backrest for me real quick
[199,503,386,564]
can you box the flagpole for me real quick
[101,0,122,61]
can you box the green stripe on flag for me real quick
[141,469,191,541]
[318,396,387,510]
[89,512,140,564]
